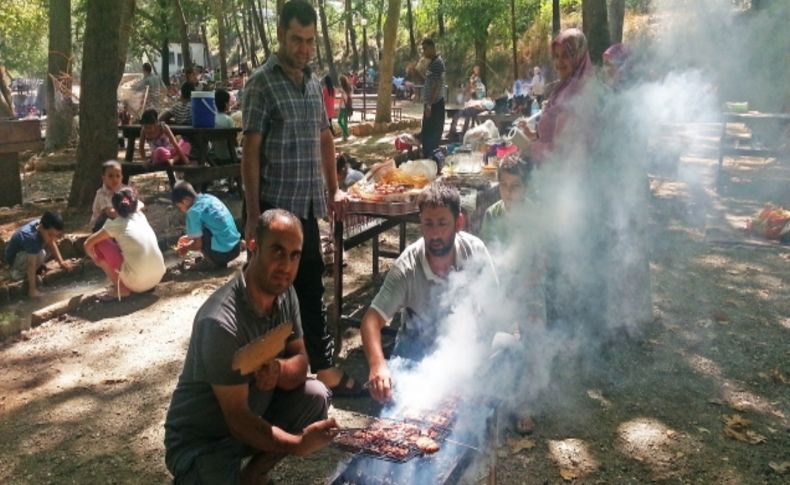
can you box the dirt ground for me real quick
[1,123,789,484]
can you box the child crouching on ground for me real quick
[4,211,74,298]
[84,188,166,302]
[172,181,241,269]
[138,109,191,168]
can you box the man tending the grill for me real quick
[164,210,338,484]
[361,182,497,403]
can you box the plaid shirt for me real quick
[243,54,330,218]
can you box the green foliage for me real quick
[0,0,48,76]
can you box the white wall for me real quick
[144,43,208,76]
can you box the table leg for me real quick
[372,235,380,277]
[333,220,344,358]
[125,136,136,161]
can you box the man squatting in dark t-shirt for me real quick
[164,209,338,484]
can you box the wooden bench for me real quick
[120,124,241,166]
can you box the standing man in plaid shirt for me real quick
[242,0,364,397]
[420,38,446,158]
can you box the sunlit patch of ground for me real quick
[616,417,693,481]
[547,438,599,481]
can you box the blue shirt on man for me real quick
[185,194,240,253]
[4,220,44,265]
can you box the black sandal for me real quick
[329,373,366,398]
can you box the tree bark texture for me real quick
[0,66,14,118]
[69,0,127,207]
[510,0,518,82]
[346,0,359,70]
[438,0,445,37]
[583,0,610,64]
[46,0,74,151]
[213,0,229,80]
[406,0,416,58]
[173,0,193,70]
[552,0,561,35]
[201,22,213,70]
[249,0,271,58]
[117,0,137,79]
[245,5,259,67]
[318,0,336,80]
[608,0,625,44]
[160,36,171,85]
[375,0,401,123]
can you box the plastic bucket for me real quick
[191,91,216,128]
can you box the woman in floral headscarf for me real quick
[519,28,595,162]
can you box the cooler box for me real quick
[191,91,216,128]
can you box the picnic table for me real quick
[119,124,241,166]
[718,111,790,170]
[119,124,242,188]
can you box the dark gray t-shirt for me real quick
[164,272,302,469]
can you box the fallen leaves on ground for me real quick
[506,437,536,454]
[586,389,612,410]
[559,468,579,481]
[100,378,129,385]
[768,461,790,475]
[711,310,730,323]
[770,368,788,385]
[721,414,767,444]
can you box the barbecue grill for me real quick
[329,400,499,485]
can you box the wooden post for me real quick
[0,119,44,207]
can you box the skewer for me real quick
[443,437,481,453]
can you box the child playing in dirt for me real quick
[138,109,191,168]
[84,188,166,302]
[172,181,241,270]
[4,211,74,298]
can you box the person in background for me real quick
[481,156,535,245]
[138,109,191,168]
[160,82,194,126]
[84,188,166,302]
[172,181,242,270]
[322,75,337,137]
[242,0,361,397]
[337,75,353,141]
[529,66,545,112]
[519,30,593,163]
[134,62,165,111]
[419,37,446,159]
[4,211,74,298]
[211,89,236,163]
[164,209,337,484]
[336,153,364,190]
[602,43,632,90]
[360,183,496,403]
[468,65,486,100]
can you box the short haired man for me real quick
[242,1,361,396]
[4,211,73,298]
[134,62,165,111]
[361,182,496,403]
[419,38,446,158]
[164,209,337,484]
[160,82,194,125]
[480,156,534,245]
[172,181,242,269]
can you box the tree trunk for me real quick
[552,0,561,36]
[214,0,229,81]
[313,0,323,69]
[250,0,271,58]
[69,0,127,207]
[276,0,284,16]
[406,0,416,58]
[233,5,247,61]
[46,0,74,151]
[607,0,625,44]
[582,0,610,64]
[245,5,258,67]
[0,66,13,118]
[510,0,518,82]
[173,0,193,70]
[375,0,401,123]
[117,0,136,79]
[318,0,336,80]
[201,22,213,70]
[375,0,384,56]
[160,37,171,86]
[346,0,359,71]
[438,0,445,37]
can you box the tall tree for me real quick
[510,0,518,82]
[582,0,610,64]
[375,0,400,123]
[346,0,359,70]
[317,0,336,79]
[200,20,213,70]
[406,0,416,57]
[438,0,445,37]
[244,4,259,67]
[607,0,625,44]
[552,0,561,35]
[117,0,136,78]
[213,0,229,80]
[69,0,136,208]
[249,0,271,58]
[46,0,74,151]
[173,0,193,70]
[375,0,384,56]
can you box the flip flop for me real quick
[329,373,366,398]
